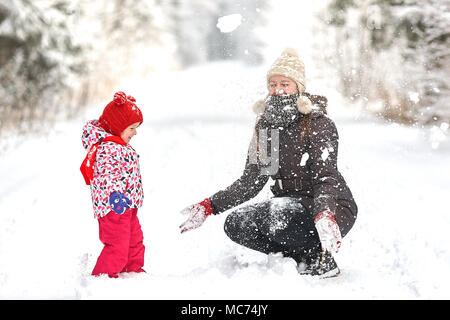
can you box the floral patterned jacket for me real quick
[81,120,144,218]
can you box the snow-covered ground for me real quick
[0,62,449,299]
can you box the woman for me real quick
[179,49,357,278]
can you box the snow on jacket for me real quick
[81,120,144,218]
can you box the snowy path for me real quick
[0,62,449,299]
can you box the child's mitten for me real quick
[109,191,132,214]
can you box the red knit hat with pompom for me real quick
[98,91,143,136]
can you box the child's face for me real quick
[268,75,298,96]
[120,122,141,144]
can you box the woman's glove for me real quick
[314,210,342,254]
[179,198,213,233]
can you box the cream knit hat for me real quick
[267,48,306,93]
[254,48,313,115]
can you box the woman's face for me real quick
[268,75,298,96]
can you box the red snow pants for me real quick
[92,208,145,278]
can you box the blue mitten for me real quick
[109,191,132,214]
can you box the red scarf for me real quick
[80,136,127,185]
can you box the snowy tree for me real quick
[208,0,266,65]
[0,0,170,140]
[389,0,450,125]
[160,0,216,66]
[319,0,450,125]
[74,0,170,95]
[0,0,85,136]
[161,0,267,67]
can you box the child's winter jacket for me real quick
[82,120,144,218]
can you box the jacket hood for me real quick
[304,92,328,114]
[81,120,113,150]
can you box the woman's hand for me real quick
[314,210,342,254]
[179,198,214,233]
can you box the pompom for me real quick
[297,95,313,114]
[282,48,300,58]
[127,95,136,103]
[252,99,266,114]
[113,91,127,105]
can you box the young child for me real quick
[81,91,145,278]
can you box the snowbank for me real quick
[0,62,449,299]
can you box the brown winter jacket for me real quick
[209,95,358,237]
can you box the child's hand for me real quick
[179,198,213,233]
[109,191,132,214]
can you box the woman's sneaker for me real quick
[296,251,340,279]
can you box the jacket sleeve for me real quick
[95,143,129,198]
[308,115,340,216]
[209,135,269,214]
